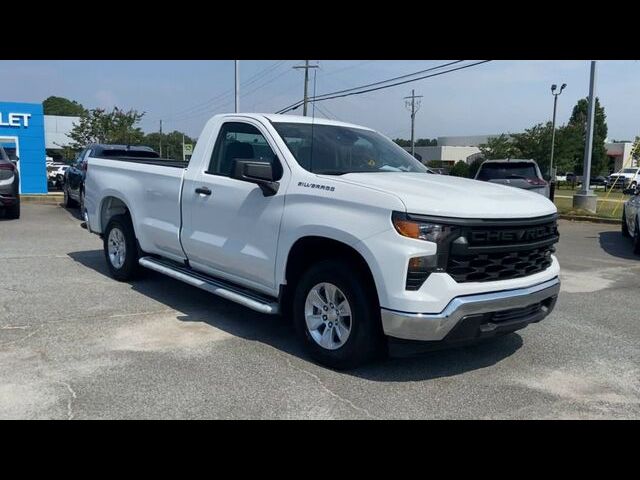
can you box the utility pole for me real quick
[573,61,598,214]
[293,60,319,116]
[404,89,423,158]
[234,60,240,113]
[182,134,185,162]
[159,119,163,157]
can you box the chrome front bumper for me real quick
[381,277,560,342]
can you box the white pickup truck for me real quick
[84,113,560,369]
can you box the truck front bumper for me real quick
[381,277,560,342]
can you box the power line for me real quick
[276,60,463,114]
[168,61,294,123]
[157,60,290,122]
[276,60,491,114]
[170,63,296,124]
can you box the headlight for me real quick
[392,212,457,243]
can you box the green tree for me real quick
[68,107,145,148]
[511,122,554,175]
[449,160,470,177]
[393,138,411,147]
[566,97,608,175]
[142,131,196,160]
[415,138,437,146]
[479,134,521,159]
[468,157,484,178]
[43,96,86,116]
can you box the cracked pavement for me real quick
[0,204,639,419]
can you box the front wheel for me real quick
[103,214,140,281]
[292,259,386,370]
[634,223,640,255]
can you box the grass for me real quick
[554,195,624,219]
[555,183,627,200]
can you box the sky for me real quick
[0,60,638,141]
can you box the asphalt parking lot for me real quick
[1,203,639,419]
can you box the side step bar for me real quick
[138,256,280,315]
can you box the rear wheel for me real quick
[622,207,630,237]
[292,259,386,369]
[634,223,640,255]
[103,214,140,281]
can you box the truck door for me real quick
[180,119,289,296]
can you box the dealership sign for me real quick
[0,112,31,128]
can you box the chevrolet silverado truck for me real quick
[84,113,560,369]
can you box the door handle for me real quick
[195,187,212,195]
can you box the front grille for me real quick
[445,217,559,283]
[448,245,555,282]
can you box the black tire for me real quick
[63,185,77,208]
[5,199,20,219]
[634,223,640,256]
[292,259,386,370]
[79,188,87,221]
[103,214,140,281]
[622,207,630,237]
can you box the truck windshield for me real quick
[271,122,428,175]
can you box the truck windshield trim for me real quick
[271,122,428,175]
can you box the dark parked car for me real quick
[0,145,20,219]
[474,159,550,197]
[64,144,160,216]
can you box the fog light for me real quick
[406,255,439,290]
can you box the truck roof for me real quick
[213,113,375,132]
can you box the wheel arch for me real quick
[99,194,137,237]
[281,235,381,316]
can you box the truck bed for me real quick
[85,155,187,262]
[92,155,189,169]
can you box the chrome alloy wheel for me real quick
[107,227,127,269]
[304,282,352,350]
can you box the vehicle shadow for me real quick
[61,203,83,220]
[68,249,524,382]
[598,230,637,261]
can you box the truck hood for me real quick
[330,172,557,219]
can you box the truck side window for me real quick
[207,122,281,179]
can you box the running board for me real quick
[138,256,280,315]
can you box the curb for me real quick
[559,214,621,225]
[20,194,64,205]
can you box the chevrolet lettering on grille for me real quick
[470,225,556,244]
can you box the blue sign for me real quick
[0,102,46,194]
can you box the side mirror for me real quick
[231,159,279,196]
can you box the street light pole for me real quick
[548,83,566,202]
[572,61,598,214]
[549,83,566,178]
